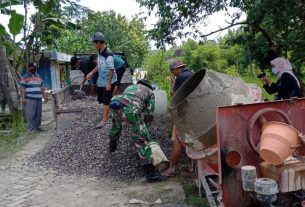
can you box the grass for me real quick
[180,176,209,207]
[0,110,27,159]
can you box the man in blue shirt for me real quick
[20,62,47,132]
[87,32,117,128]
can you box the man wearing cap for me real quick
[169,59,193,96]
[162,59,193,177]
[87,32,117,128]
[20,62,47,133]
[108,79,165,182]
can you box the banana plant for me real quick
[0,0,24,36]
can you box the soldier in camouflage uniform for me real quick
[109,79,165,182]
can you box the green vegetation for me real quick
[137,0,305,71]
[143,50,174,98]
[0,111,27,158]
[50,11,149,68]
[1,1,148,70]
[180,176,208,207]
[143,39,282,101]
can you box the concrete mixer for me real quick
[169,69,253,152]
[169,69,305,207]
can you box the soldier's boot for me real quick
[109,140,117,153]
[144,164,166,182]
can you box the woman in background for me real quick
[260,57,302,100]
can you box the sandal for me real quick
[161,167,177,178]
[185,162,194,173]
[95,121,107,129]
[161,171,177,178]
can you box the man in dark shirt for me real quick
[162,59,193,177]
[70,55,98,95]
[70,56,87,87]
[169,59,193,96]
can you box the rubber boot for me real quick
[109,140,117,153]
[144,164,166,182]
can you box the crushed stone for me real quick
[28,97,176,181]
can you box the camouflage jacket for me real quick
[112,84,155,116]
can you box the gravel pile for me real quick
[71,90,87,100]
[28,97,173,180]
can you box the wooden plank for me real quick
[288,168,294,192]
[55,108,83,114]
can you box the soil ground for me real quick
[0,102,190,207]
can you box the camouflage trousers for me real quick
[109,104,152,166]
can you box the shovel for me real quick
[72,84,86,100]
[72,84,85,97]
[74,84,82,93]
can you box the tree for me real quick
[0,45,20,112]
[137,0,305,72]
[218,29,255,76]
[49,10,149,68]
[22,0,90,65]
[143,49,174,97]
[82,11,149,68]
[1,0,25,112]
[180,39,199,67]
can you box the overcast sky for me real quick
[0,0,245,45]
